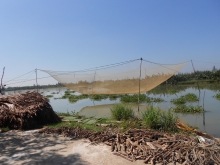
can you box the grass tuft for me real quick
[111,104,134,121]
[142,106,178,132]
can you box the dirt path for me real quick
[0,130,144,165]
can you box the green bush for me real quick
[142,106,178,132]
[111,104,134,121]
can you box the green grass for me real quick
[170,105,204,113]
[111,104,134,121]
[142,106,178,132]
[48,121,104,132]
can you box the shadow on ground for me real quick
[0,130,88,165]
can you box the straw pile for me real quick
[0,91,61,129]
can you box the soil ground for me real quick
[0,130,145,165]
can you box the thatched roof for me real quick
[0,91,61,129]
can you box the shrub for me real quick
[142,106,178,132]
[111,104,134,121]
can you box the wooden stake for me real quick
[0,67,5,95]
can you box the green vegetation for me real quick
[164,69,220,85]
[5,83,64,91]
[170,105,204,113]
[142,106,178,132]
[171,96,186,104]
[110,104,134,121]
[213,93,220,100]
[151,97,164,102]
[171,93,199,105]
[48,119,104,132]
[89,94,109,101]
[120,94,164,103]
[0,127,9,132]
[120,94,147,103]
[68,94,89,103]
[45,95,53,98]
[184,93,199,102]
[109,94,119,100]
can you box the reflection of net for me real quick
[41,59,187,94]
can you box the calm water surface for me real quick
[4,85,220,137]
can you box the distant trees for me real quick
[165,67,220,85]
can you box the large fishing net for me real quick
[41,59,187,94]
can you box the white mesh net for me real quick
[41,59,187,94]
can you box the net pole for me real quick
[0,67,5,95]
[191,60,201,105]
[35,69,38,93]
[138,58,143,112]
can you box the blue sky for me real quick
[1,0,220,86]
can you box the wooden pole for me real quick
[0,67,5,95]
[203,91,206,125]
[191,60,201,105]
[138,58,142,112]
[35,69,38,92]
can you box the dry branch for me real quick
[39,127,220,164]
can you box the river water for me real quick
[4,84,220,137]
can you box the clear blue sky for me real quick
[1,0,220,86]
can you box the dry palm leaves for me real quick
[39,127,220,164]
[0,91,61,129]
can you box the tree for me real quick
[212,66,217,72]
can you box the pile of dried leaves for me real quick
[0,91,61,129]
[39,127,220,164]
